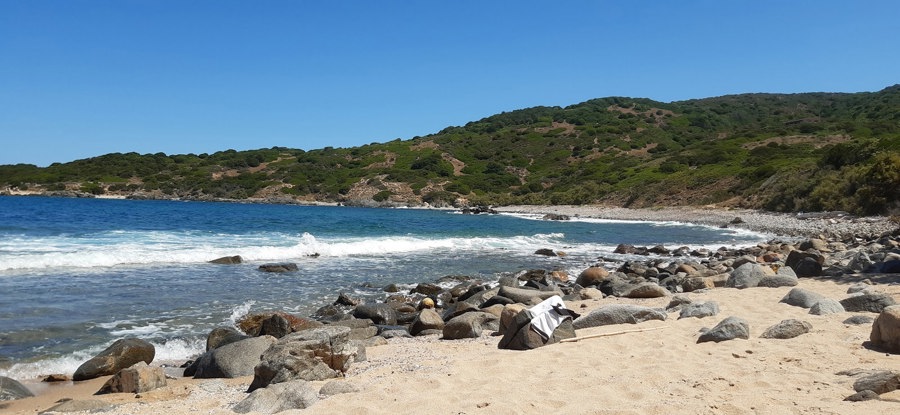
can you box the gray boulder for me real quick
[780,288,827,309]
[853,370,900,394]
[409,308,445,336]
[498,285,563,305]
[840,292,897,313]
[726,263,767,289]
[758,267,799,288]
[0,376,34,401]
[623,282,670,298]
[233,380,318,414]
[870,305,900,353]
[258,263,298,272]
[193,335,277,379]
[442,312,499,340]
[96,361,166,395]
[352,304,398,325]
[678,302,719,319]
[247,326,356,392]
[697,316,750,343]
[666,294,693,311]
[809,299,845,315]
[206,327,250,351]
[843,315,875,325]
[573,305,667,330]
[760,319,812,339]
[210,255,242,264]
[73,338,156,381]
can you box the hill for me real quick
[2,85,899,215]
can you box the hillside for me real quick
[2,85,899,215]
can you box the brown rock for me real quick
[575,267,609,287]
[96,362,167,395]
[870,305,900,353]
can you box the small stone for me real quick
[760,319,812,339]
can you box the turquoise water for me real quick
[0,196,766,379]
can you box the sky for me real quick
[1,1,898,167]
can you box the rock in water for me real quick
[233,380,318,414]
[760,319,812,339]
[209,255,242,264]
[73,338,155,381]
[258,263,299,272]
[697,316,750,343]
[870,305,900,353]
[573,304,667,329]
[193,336,277,379]
[96,362,167,395]
[0,376,34,401]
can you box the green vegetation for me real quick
[2,85,899,215]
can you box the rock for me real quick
[542,213,570,221]
[785,250,825,270]
[682,276,715,292]
[260,314,293,338]
[809,299,845,315]
[334,292,360,307]
[725,263,767,289]
[41,374,69,383]
[879,259,900,273]
[730,217,745,224]
[697,316,750,343]
[409,308,445,336]
[233,380,318,414]
[258,263,299,272]
[573,305,667,330]
[534,248,557,257]
[623,282,669,298]
[575,267,610,287]
[499,304,527,334]
[847,282,872,295]
[780,288,827,309]
[497,285,563,305]
[238,312,323,337]
[799,238,829,252]
[793,257,823,277]
[193,336,277,379]
[579,287,604,300]
[352,304,398,325]
[73,338,156,381]
[760,319,812,339]
[319,380,360,396]
[498,308,575,351]
[209,255,242,264]
[614,244,637,254]
[666,294,693,311]
[843,315,875,325]
[678,302,719,319]
[870,305,900,353]
[247,326,356,391]
[840,292,897,313]
[853,370,900,394]
[206,327,250,351]
[757,267,799,287]
[96,362,167,395]
[442,312,499,340]
[0,376,34,401]
[648,245,669,255]
[844,390,879,401]
[40,399,114,413]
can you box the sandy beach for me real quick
[3,205,898,415]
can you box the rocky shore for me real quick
[2,206,899,415]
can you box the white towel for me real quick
[529,295,573,340]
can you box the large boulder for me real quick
[442,312,499,340]
[73,338,156,381]
[237,312,323,337]
[678,302,719,319]
[623,282,670,298]
[575,267,610,287]
[497,285,563,305]
[573,305,667,330]
[233,380,318,414]
[760,319,812,339]
[785,251,824,277]
[193,336,277,379]
[96,361,167,395]
[757,267,799,288]
[853,370,900,395]
[206,327,250,351]
[780,288,827,309]
[352,304,399,325]
[697,316,750,343]
[409,308,445,336]
[725,263,766,289]
[247,326,356,392]
[0,376,34,401]
[870,305,900,353]
[809,299,845,315]
[840,292,897,313]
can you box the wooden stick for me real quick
[559,325,668,343]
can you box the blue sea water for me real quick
[0,196,767,379]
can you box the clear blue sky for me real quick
[1,1,897,166]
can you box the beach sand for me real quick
[3,206,898,415]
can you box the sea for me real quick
[0,196,768,380]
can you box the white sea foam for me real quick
[227,300,256,327]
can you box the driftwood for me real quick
[559,325,668,343]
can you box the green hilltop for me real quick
[2,85,899,215]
